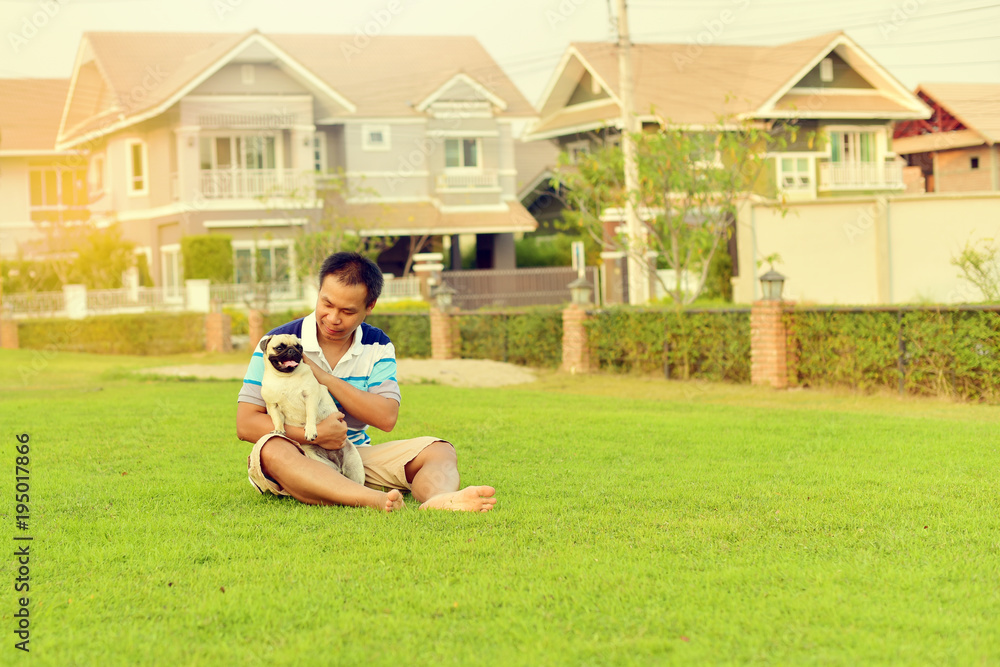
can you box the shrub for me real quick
[586,307,751,382]
[367,313,431,359]
[456,309,563,369]
[17,313,206,355]
[181,235,233,284]
[789,307,1000,402]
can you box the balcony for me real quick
[198,169,315,200]
[818,161,905,192]
[436,170,499,191]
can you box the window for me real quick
[779,157,812,190]
[566,139,590,163]
[28,166,88,223]
[971,156,980,170]
[362,124,390,151]
[241,64,255,85]
[126,139,148,195]
[829,130,876,163]
[313,133,327,173]
[820,57,834,83]
[161,244,182,300]
[199,135,276,170]
[445,138,479,169]
[234,244,292,285]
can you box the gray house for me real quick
[51,30,538,292]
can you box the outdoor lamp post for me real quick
[568,277,594,306]
[432,280,457,310]
[759,270,786,301]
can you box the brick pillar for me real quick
[430,307,458,360]
[205,312,232,354]
[751,300,793,388]
[0,319,19,350]
[248,310,264,352]
[561,304,591,374]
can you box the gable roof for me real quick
[916,82,1000,145]
[0,79,71,153]
[526,31,930,140]
[56,31,535,149]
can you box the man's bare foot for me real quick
[382,489,405,512]
[418,486,497,512]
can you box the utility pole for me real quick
[616,0,649,305]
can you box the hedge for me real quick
[17,313,207,355]
[456,309,563,369]
[586,307,751,382]
[790,307,1000,401]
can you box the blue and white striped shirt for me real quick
[238,312,401,447]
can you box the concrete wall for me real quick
[734,192,1000,305]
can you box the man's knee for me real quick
[426,440,457,464]
[259,436,302,474]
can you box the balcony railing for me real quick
[199,169,315,199]
[818,161,904,191]
[436,170,499,191]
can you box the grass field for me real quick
[1,349,998,665]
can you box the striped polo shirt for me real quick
[238,312,401,447]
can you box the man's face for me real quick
[315,275,373,346]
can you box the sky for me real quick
[1,0,999,107]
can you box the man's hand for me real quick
[312,412,348,451]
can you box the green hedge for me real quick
[456,309,564,369]
[586,307,751,382]
[791,308,1000,401]
[181,235,233,284]
[367,313,431,359]
[17,313,206,355]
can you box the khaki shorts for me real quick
[247,432,450,496]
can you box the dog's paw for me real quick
[269,429,287,436]
[305,429,318,442]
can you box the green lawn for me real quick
[1,349,998,665]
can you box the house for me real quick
[893,83,1000,193]
[521,31,936,304]
[33,30,537,294]
[524,31,930,200]
[0,78,82,261]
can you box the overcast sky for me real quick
[2,0,998,105]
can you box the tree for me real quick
[952,237,1000,302]
[70,223,136,289]
[552,116,796,305]
[288,168,396,282]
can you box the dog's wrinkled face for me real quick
[260,334,305,374]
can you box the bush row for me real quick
[17,313,207,355]
[456,309,564,369]
[586,307,751,382]
[790,308,1000,401]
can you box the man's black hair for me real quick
[318,252,384,307]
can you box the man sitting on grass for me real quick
[236,251,496,513]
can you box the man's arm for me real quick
[302,356,399,433]
[236,401,349,450]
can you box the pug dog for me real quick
[258,333,365,485]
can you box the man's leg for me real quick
[259,437,403,511]
[405,441,497,512]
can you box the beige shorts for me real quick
[247,433,450,496]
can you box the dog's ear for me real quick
[258,335,271,353]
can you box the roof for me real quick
[526,31,929,140]
[57,31,535,148]
[916,82,1000,145]
[336,200,537,236]
[0,79,71,153]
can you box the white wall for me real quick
[734,193,1000,305]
